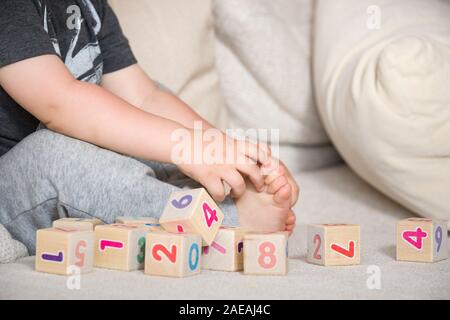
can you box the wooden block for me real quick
[35,228,94,275]
[94,224,149,271]
[53,217,103,231]
[306,224,360,266]
[202,226,245,271]
[243,232,288,275]
[145,231,202,277]
[115,216,163,231]
[159,188,224,245]
[397,218,448,262]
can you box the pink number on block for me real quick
[313,234,322,260]
[100,239,124,251]
[202,202,218,228]
[402,227,427,250]
[177,225,184,233]
[210,241,226,254]
[258,242,277,269]
[152,244,177,263]
[75,240,87,267]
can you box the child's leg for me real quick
[0,129,238,254]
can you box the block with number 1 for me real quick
[397,218,448,262]
[159,188,224,245]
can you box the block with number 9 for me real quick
[145,231,202,277]
[35,228,94,275]
[243,232,288,275]
[397,218,448,262]
[159,188,224,245]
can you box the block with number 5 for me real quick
[306,224,360,266]
[35,228,94,275]
[397,218,448,263]
[243,232,288,275]
[145,231,202,277]
[159,188,224,245]
[94,224,149,271]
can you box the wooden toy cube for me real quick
[306,224,361,266]
[115,216,163,231]
[53,217,103,231]
[35,228,94,275]
[243,232,288,275]
[202,226,246,271]
[94,224,149,271]
[159,188,224,245]
[397,218,448,262]
[145,231,202,277]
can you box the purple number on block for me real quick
[171,194,193,209]
[237,241,243,253]
[41,251,64,263]
[436,226,443,253]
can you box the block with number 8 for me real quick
[35,228,94,275]
[306,224,360,266]
[145,231,202,277]
[397,218,448,263]
[243,232,288,275]
[159,188,224,245]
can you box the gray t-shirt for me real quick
[0,0,137,156]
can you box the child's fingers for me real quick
[267,175,288,194]
[203,177,226,202]
[221,170,246,198]
[236,163,264,192]
[235,139,271,165]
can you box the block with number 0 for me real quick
[202,226,246,271]
[397,218,448,262]
[243,232,288,275]
[94,224,149,271]
[145,231,202,277]
[306,224,361,266]
[159,188,224,245]
[53,217,103,231]
[35,228,94,275]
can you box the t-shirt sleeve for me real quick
[97,1,137,74]
[0,0,56,69]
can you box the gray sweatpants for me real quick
[0,129,239,254]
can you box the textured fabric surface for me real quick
[1,165,448,299]
[109,0,228,126]
[0,224,28,264]
[314,0,450,227]
[213,0,341,173]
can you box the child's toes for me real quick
[273,183,292,206]
[267,175,288,194]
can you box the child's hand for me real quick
[176,130,271,202]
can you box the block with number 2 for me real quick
[243,232,288,275]
[145,231,202,277]
[306,224,360,266]
[397,218,448,263]
[159,188,224,245]
[35,228,94,275]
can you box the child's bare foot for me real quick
[285,210,296,236]
[262,158,299,206]
[235,178,292,233]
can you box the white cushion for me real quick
[314,0,450,227]
[109,0,227,125]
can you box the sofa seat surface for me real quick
[1,165,449,300]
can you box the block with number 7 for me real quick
[145,231,202,277]
[306,224,360,266]
[243,232,288,275]
[397,218,448,263]
[159,188,224,245]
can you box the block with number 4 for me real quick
[145,231,202,277]
[53,217,103,231]
[115,216,163,231]
[159,188,224,245]
[94,224,149,271]
[306,224,360,266]
[397,218,448,262]
[35,228,94,275]
[243,232,288,275]
[202,226,245,271]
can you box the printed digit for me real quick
[99,239,124,251]
[177,225,184,233]
[75,240,87,267]
[258,241,277,269]
[188,243,200,271]
[402,227,427,250]
[171,194,193,209]
[41,251,64,263]
[331,241,355,258]
[210,241,226,254]
[152,244,177,263]
[202,202,218,228]
[435,226,443,253]
[237,241,244,254]
[313,234,322,260]
[137,237,146,264]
